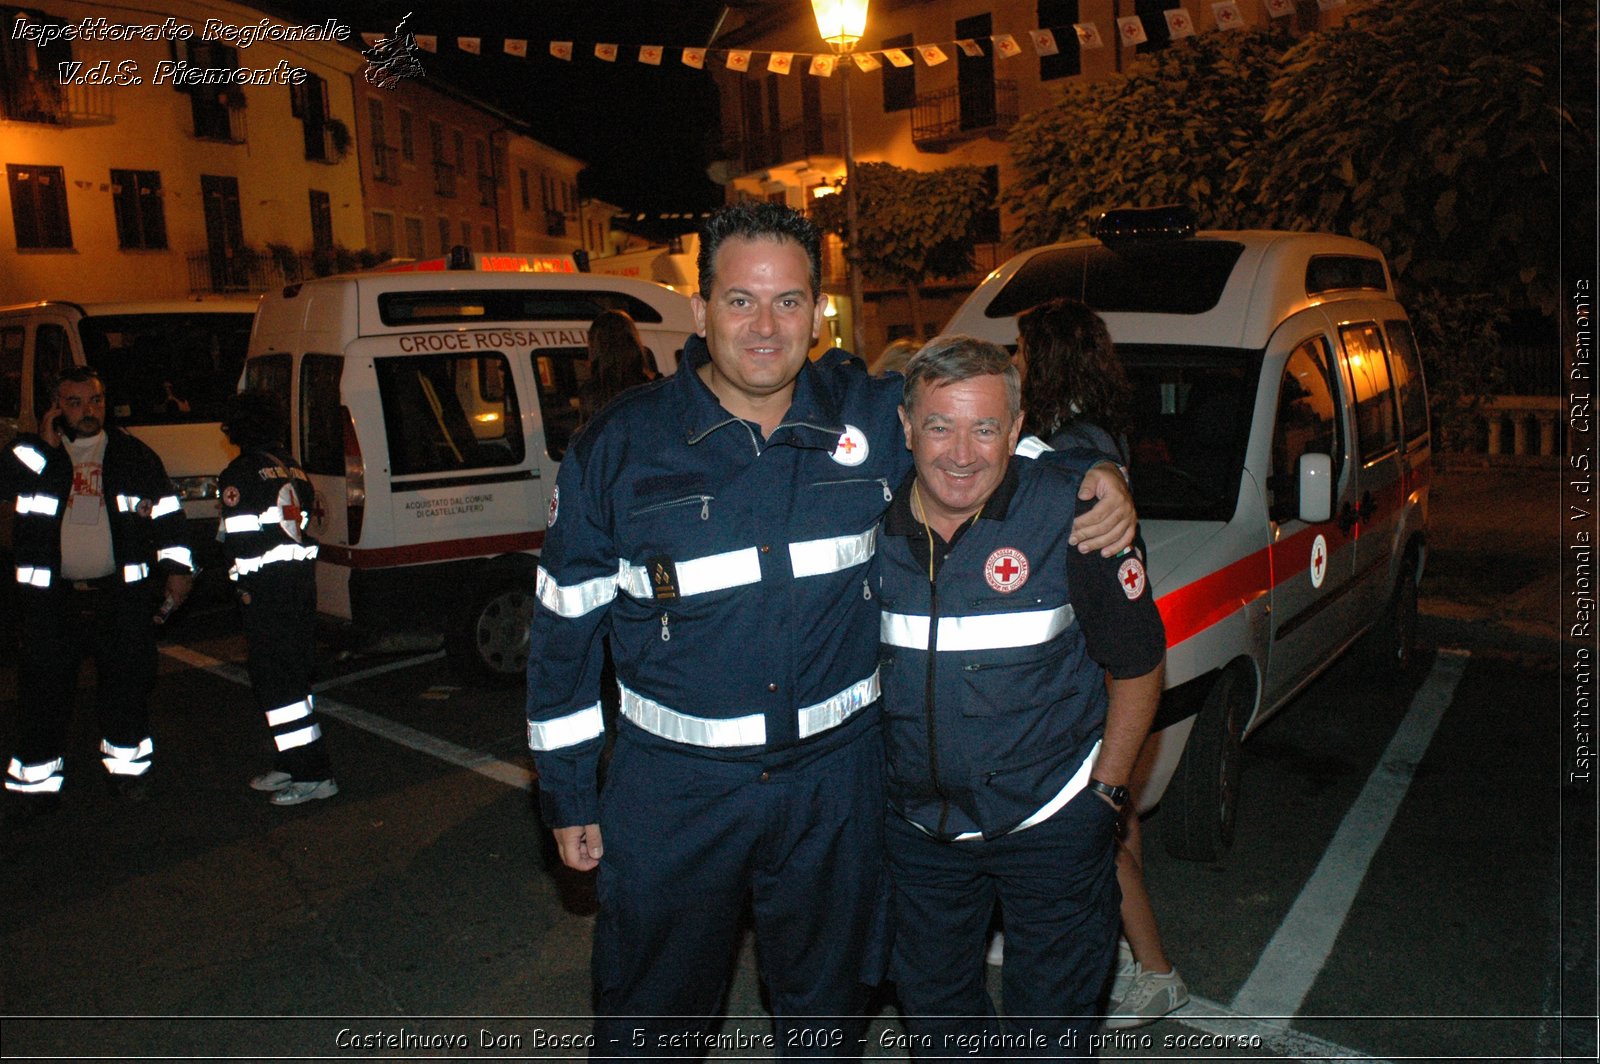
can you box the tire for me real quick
[446,582,535,685]
[1162,665,1248,862]
[1361,550,1419,675]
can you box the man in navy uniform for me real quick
[3,366,194,809]
[524,204,1135,1056]
[876,336,1166,1058]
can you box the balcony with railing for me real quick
[187,246,396,294]
[912,80,1018,152]
[719,115,843,176]
[0,76,116,126]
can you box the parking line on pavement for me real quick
[1231,647,1472,1020]
[160,644,534,792]
[313,650,447,693]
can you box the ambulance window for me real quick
[300,355,344,476]
[0,326,21,418]
[33,323,69,418]
[244,353,290,398]
[1384,319,1430,449]
[78,312,252,426]
[1339,322,1399,461]
[374,353,524,475]
[1269,336,1343,523]
[530,346,592,461]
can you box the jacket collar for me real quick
[884,460,1021,538]
[675,333,855,449]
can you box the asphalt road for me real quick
[0,465,1588,1061]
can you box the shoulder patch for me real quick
[831,424,869,466]
[547,486,559,528]
[1117,556,1147,600]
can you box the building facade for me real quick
[708,0,1345,355]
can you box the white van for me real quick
[944,208,1430,860]
[0,299,259,564]
[244,264,695,681]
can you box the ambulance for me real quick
[243,256,695,681]
[943,207,1430,859]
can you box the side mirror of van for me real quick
[1297,453,1334,523]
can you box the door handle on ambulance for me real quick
[1338,492,1378,533]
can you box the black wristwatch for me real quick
[1088,779,1130,808]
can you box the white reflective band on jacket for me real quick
[158,545,194,570]
[230,542,319,578]
[527,702,604,751]
[122,563,149,583]
[5,756,65,792]
[224,513,263,534]
[12,443,46,475]
[16,493,60,515]
[16,565,52,588]
[537,568,620,618]
[100,737,154,776]
[1014,435,1052,460]
[930,739,1102,842]
[615,669,879,749]
[879,604,1077,652]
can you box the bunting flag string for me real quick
[361,11,1320,75]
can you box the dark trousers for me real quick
[589,718,888,1060]
[13,582,158,777]
[885,792,1122,1061]
[240,563,330,781]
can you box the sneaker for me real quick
[1105,967,1189,1030]
[269,778,338,806]
[250,770,293,792]
[985,932,1005,967]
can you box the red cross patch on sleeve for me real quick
[1117,556,1148,600]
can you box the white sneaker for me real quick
[269,778,339,806]
[1105,967,1189,1030]
[985,932,1005,966]
[250,770,293,792]
[1111,945,1140,1003]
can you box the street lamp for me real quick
[812,0,869,359]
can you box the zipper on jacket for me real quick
[812,476,893,502]
[924,577,953,836]
[631,493,714,521]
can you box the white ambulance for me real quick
[243,257,695,681]
[943,207,1430,859]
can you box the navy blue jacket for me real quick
[877,446,1165,840]
[4,430,194,591]
[525,335,909,828]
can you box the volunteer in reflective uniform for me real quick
[217,390,337,807]
[876,337,1166,1060]
[3,366,194,808]
[525,204,1135,1058]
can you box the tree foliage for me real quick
[1240,0,1593,314]
[811,161,989,286]
[1005,31,1285,248]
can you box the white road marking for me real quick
[160,644,534,792]
[1231,647,1471,1020]
[1159,993,1396,1063]
[313,650,447,692]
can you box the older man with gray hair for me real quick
[876,335,1166,1058]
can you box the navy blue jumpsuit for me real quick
[526,335,909,1057]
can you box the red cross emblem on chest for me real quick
[984,548,1029,593]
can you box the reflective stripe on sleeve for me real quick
[16,493,60,516]
[158,546,194,570]
[527,702,605,751]
[12,443,46,474]
[150,495,181,519]
[100,737,154,776]
[536,566,618,618]
[115,494,143,513]
[880,604,1076,652]
[788,527,876,579]
[1015,436,1052,459]
[7,756,65,785]
[224,514,263,534]
[122,563,149,583]
[617,546,762,599]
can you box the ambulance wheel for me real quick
[1163,664,1247,862]
[1361,550,1419,675]
[447,583,535,684]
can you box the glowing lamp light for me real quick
[812,0,868,53]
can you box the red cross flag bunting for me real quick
[1117,16,1148,45]
[1118,555,1148,600]
[1165,9,1195,37]
[985,547,1030,594]
[831,424,869,466]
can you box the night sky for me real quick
[263,0,746,213]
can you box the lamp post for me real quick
[812,0,869,358]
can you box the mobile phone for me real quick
[53,414,75,441]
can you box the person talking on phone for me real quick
[2,365,195,813]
